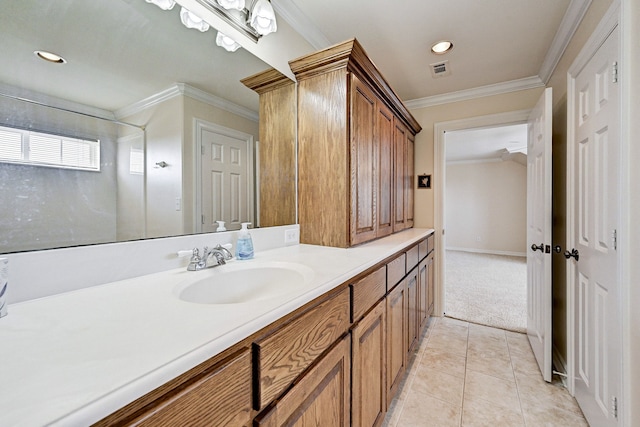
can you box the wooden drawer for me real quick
[386,253,405,290]
[418,238,428,260]
[254,288,351,410]
[427,233,435,254]
[351,266,386,322]
[405,244,419,271]
[255,335,351,427]
[132,349,252,427]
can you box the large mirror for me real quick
[0,0,295,254]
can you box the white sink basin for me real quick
[174,261,315,304]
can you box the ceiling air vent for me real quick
[430,60,451,78]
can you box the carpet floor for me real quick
[444,250,527,332]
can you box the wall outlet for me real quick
[284,228,299,244]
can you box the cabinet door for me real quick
[406,132,415,227]
[406,266,419,354]
[386,278,407,407]
[376,102,394,238]
[352,299,386,427]
[350,74,378,245]
[255,335,351,427]
[418,258,428,331]
[427,252,435,317]
[393,120,406,232]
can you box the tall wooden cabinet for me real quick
[290,38,422,248]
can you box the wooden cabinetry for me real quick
[290,38,422,248]
[94,349,252,427]
[406,266,419,354]
[352,299,386,427]
[254,289,350,410]
[241,69,296,227]
[97,233,436,427]
[255,335,351,427]
[386,278,407,407]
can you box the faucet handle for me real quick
[191,248,200,262]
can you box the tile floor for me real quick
[383,317,589,426]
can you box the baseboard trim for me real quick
[446,247,526,258]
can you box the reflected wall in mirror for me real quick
[0,0,297,254]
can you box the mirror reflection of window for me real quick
[129,147,144,175]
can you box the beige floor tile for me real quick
[466,352,515,381]
[468,323,506,340]
[461,395,525,427]
[427,332,468,356]
[432,324,470,341]
[509,350,542,378]
[421,348,467,379]
[410,366,465,406]
[396,393,462,427]
[520,398,589,426]
[464,370,520,411]
[440,316,469,329]
[515,371,584,416]
[467,340,510,361]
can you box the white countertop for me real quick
[0,229,432,427]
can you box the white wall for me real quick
[445,160,526,255]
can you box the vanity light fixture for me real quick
[249,0,277,36]
[216,31,242,52]
[180,7,210,32]
[216,0,245,11]
[431,40,454,54]
[145,0,176,10]
[34,50,67,64]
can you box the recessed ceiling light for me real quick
[431,40,453,54]
[34,50,67,64]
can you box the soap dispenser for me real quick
[235,222,254,260]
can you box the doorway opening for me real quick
[443,124,528,332]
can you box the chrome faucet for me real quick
[187,244,233,271]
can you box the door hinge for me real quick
[613,61,619,83]
[613,229,617,250]
[201,145,205,155]
[201,214,205,225]
[611,396,618,418]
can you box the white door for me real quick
[526,87,553,382]
[199,124,254,232]
[570,26,620,427]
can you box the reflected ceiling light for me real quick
[216,0,245,11]
[145,0,176,10]
[180,7,210,32]
[34,50,66,64]
[216,31,242,52]
[249,0,277,36]
[431,40,454,54]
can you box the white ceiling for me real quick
[445,124,528,164]
[276,0,576,102]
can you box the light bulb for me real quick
[249,0,277,36]
[180,7,210,32]
[145,0,176,11]
[216,32,242,52]
[216,0,245,11]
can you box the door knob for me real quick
[564,248,579,261]
[531,243,544,252]
[554,245,562,253]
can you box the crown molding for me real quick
[115,83,258,122]
[271,0,331,50]
[538,0,593,83]
[405,76,544,110]
[0,82,116,121]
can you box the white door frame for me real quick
[194,118,255,233]
[566,0,622,403]
[433,109,531,316]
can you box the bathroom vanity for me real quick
[0,229,434,426]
